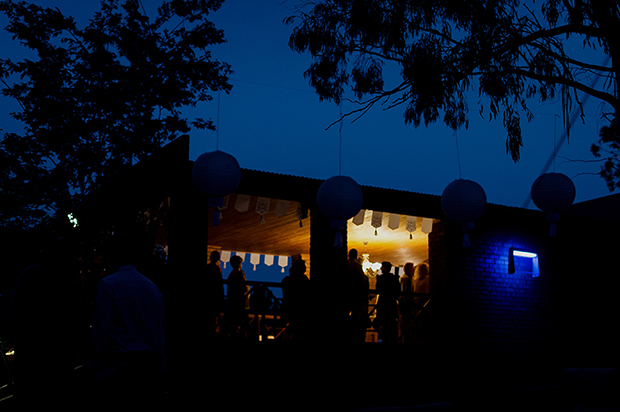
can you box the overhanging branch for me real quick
[509,68,618,109]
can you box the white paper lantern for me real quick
[316,175,363,247]
[531,172,576,236]
[441,179,487,246]
[192,150,241,225]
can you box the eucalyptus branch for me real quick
[528,41,614,73]
[509,68,618,108]
[325,81,409,129]
[572,171,606,179]
[325,97,380,129]
[554,156,608,168]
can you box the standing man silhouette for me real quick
[91,229,165,411]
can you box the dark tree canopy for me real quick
[287,0,619,175]
[0,0,231,228]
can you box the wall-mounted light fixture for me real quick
[509,247,539,277]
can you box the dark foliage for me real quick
[287,0,618,168]
[591,116,620,191]
[0,0,231,228]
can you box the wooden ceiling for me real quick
[208,193,431,267]
[347,212,430,266]
[208,194,311,258]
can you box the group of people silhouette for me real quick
[7,230,431,410]
[201,247,430,344]
[203,250,312,341]
[346,249,430,344]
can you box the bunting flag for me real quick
[295,202,308,227]
[234,194,251,213]
[274,200,290,217]
[213,195,229,226]
[250,253,261,271]
[406,216,417,239]
[255,197,271,223]
[371,211,383,235]
[278,255,289,273]
[220,252,295,270]
[218,195,230,211]
[388,213,400,230]
[352,209,365,226]
[264,254,274,267]
[422,218,433,234]
[220,250,231,269]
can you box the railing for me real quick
[220,280,431,343]
[366,290,431,343]
[218,280,289,341]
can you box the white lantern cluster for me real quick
[316,175,364,247]
[441,179,487,247]
[192,150,241,225]
[530,172,575,236]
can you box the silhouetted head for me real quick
[230,254,243,270]
[381,261,392,274]
[404,262,414,276]
[210,250,220,263]
[290,259,307,276]
[348,249,359,260]
[415,262,429,279]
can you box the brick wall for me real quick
[429,217,557,360]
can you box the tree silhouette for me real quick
[0,0,231,228]
[286,0,618,170]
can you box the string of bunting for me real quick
[350,209,433,239]
[219,195,433,239]
[219,195,308,226]
[219,251,291,273]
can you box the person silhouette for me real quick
[375,261,399,343]
[413,262,430,316]
[91,229,165,411]
[281,258,311,341]
[399,262,415,343]
[205,250,224,337]
[224,254,250,339]
[347,249,370,343]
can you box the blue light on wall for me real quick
[509,247,539,277]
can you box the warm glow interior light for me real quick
[362,254,372,272]
[513,250,537,258]
[371,262,381,271]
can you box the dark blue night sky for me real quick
[0,0,614,210]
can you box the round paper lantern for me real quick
[192,150,241,198]
[316,175,364,246]
[192,150,241,225]
[441,179,487,246]
[530,172,576,236]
